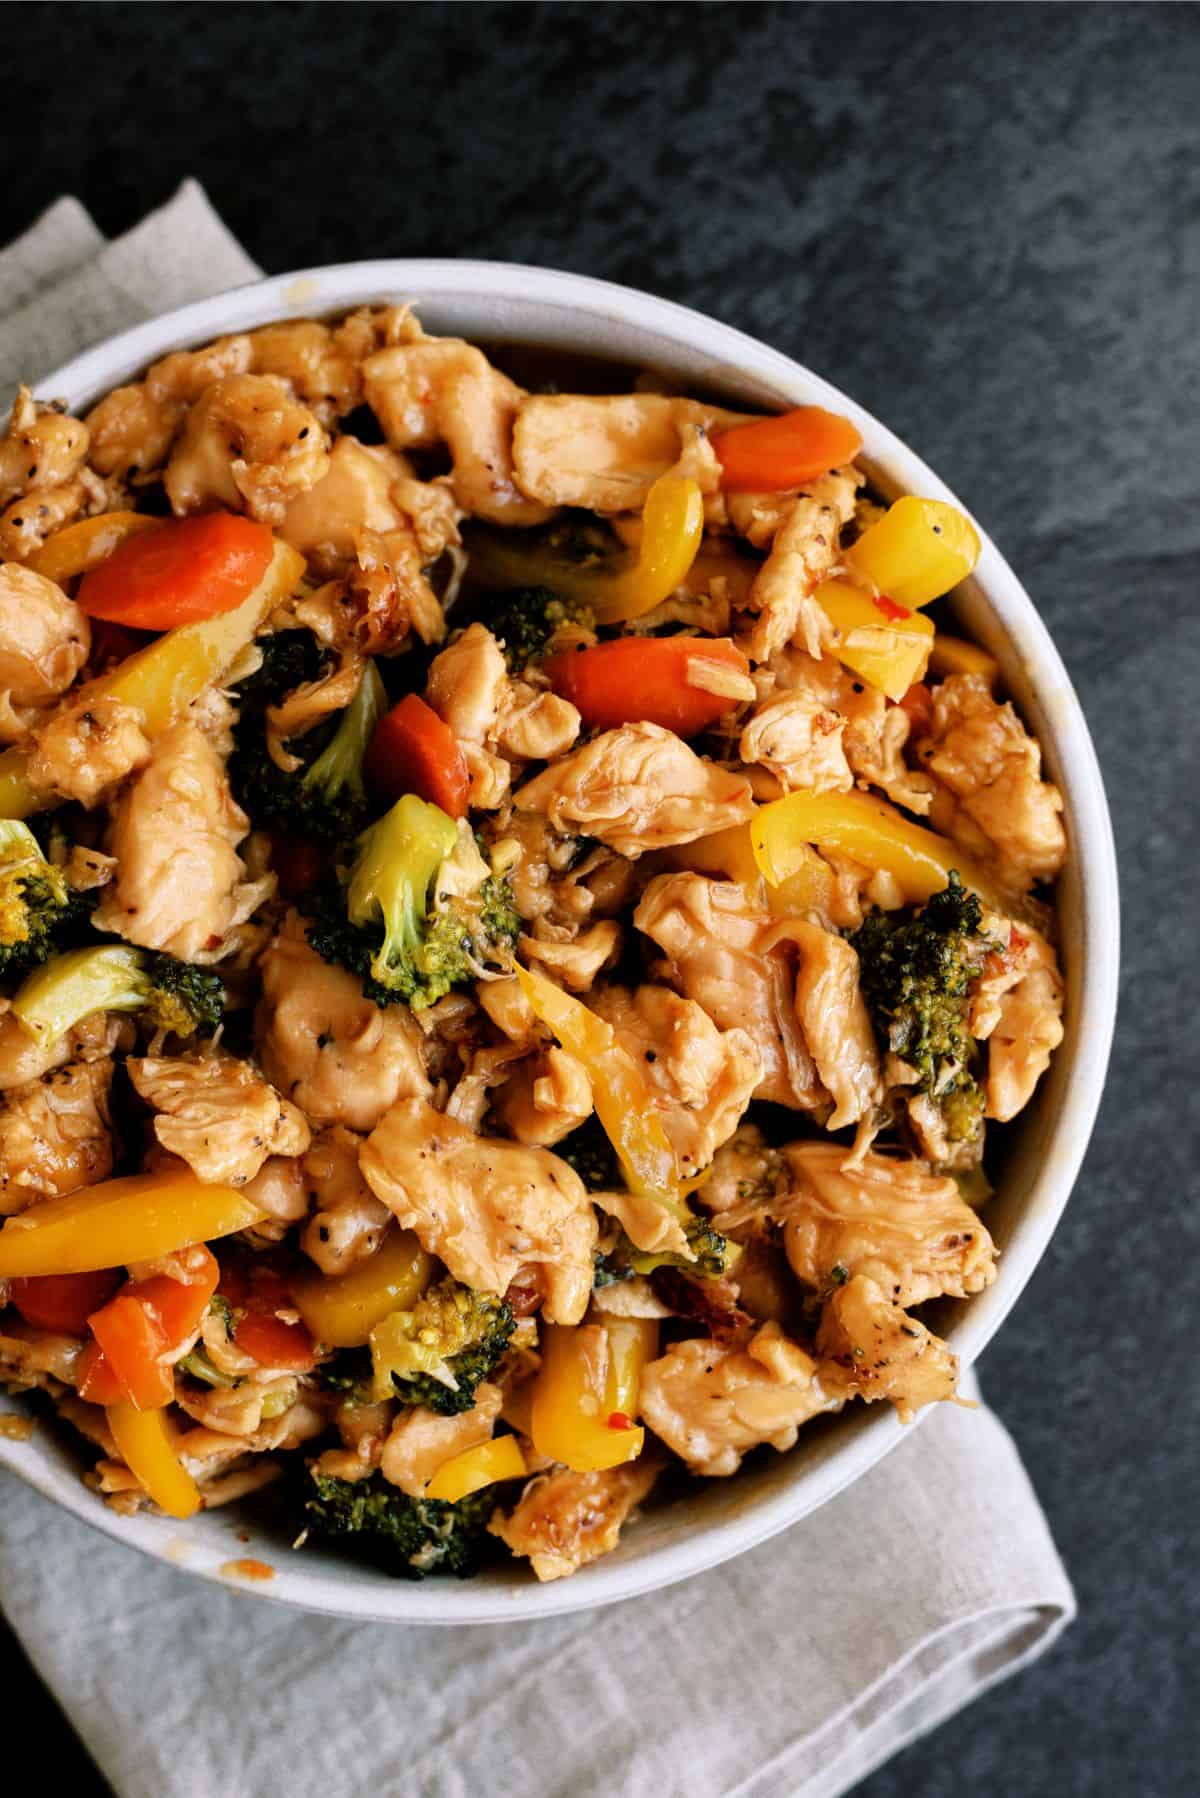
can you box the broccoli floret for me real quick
[305,1472,499,1580]
[625,1215,741,1281]
[486,586,595,672]
[230,654,386,847]
[562,1120,736,1278]
[316,1346,374,1403]
[850,872,991,1141]
[592,1248,634,1290]
[369,1277,515,1415]
[234,629,328,708]
[9,943,224,1044]
[0,821,97,987]
[304,794,520,1010]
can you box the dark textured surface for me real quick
[4,2,1199,1793]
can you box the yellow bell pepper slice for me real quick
[0,1174,263,1278]
[422,1434,528,1503]
[816,578,935,702]
[750,788,998,910]
[604,1316,660,1415]
[0,537,305,819]
[663,819,764,892]
[515,964,679,1203]
[28,511,162,584]
[465,475,704,625]
[529,1319,656,1472]
[843,497,981,609]
[106,1400,202,1519]
[928,633,1001,684]
[290,1228,433,1348]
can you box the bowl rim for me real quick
[0,258,1119,1625]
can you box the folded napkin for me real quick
[0,188,1075,1798]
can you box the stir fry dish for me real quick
[0,309,1067,1582]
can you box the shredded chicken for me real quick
[380,1383,502,1498]
[493,1045,593,1147]
[986,962,1065,1121]
[300,1125,393,1274]
[0,564,90,738]
[0,388,89,505]
[360,1099,597,1324]
[165,374,330,524]
[512,393,740,512]
[0,1060,115,1214]
[490,1455,661,1581]
[916,673,1067,892]
[639,1323,843,1477]
[92,715,271,962]
[255,912,431,1132]
[25,688,152,809]
[781,1143,996,1304]
[516,722,754,857]
[742,495,842,662]
[739,690,852,793]
[127,1053,310,1188]
[815,1273,959,1421]
[787,918,882,1129]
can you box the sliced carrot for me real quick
[76,1340,127,1406]
[77,512,274,631]
[232,1312,317,1372]
[365,693,470,818]
[712,406,863,493]
[543,637,749,736]
[88,1294,174,1410]
[8,1269,121,1336]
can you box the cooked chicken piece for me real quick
[493,1045,593,1147]
[313,1397,394,1483]
[986,963,1065,1121]
[442,1040,527,1132]
[25,689,152,809]
[787,918,882,1129]
[240,1154,309,1237]
[0,1009,127,1094]
[699,1122,788,1221]
[815,1273,958,1421]
[147,334,256,407]
[278,435,414,562]
[380,1383,502,1498]
[916,674,1067,891]
[363,336,552,524]
[476,972,539,1044]
[639,1322,843,1477]
[511,393,741,513]
[91,716,271,963]
[490,1455,662,1582]
[426,621,508,742]
[781,1142,996,1305]
[164,374,330,524]
[256,914,431,1133]
[493,680,581,763]
[0,388,89,505]
[591,984,761,1177]
[0,1060,115,1214]
[173,1396,329,1480]
[175,1373,299,1438]
[84,384,180,479]
[264,653,364,764]
[725,467,861,549]
[743,495,842,662]
[739,690,852,794]
[249,319,363,423]
[634,874,826,1110]
[0,564,89,733]
[516,722,754,858]
[300,1125,393,1274]
[0,478,88,567]
[361,1099,597,1324]
[519,920,621,993]
[590,1186,693,1260]
[127,1053,310,1188]
[484,809,600,927]
[764,646,935,815]
[0,1317,85,1390]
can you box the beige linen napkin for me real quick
[0,187,1075,1798]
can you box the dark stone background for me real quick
[3,2,1198,1792]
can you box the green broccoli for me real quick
[561,1120,736,1280]
[9,943,224,1044]
[485,586,595,672]
[233,629,328,708]
[624,1216,741,1281]
[230,650,386,848]
[304,794,520,1010]
[369,1277,515,1415]
[558,1116,622,1193]
[0,820,97,987]
[305,1472,501,1580]
[850,872,992,1141]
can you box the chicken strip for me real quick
[127,1053,310,1188]
[165,374,330,524]
[815,1273,959,1422]
[92,716,271,962]
[256,913,432,1133]
[380,1383,502,1498]
[743,494,842,662]
[512,393,740,513]
[738,689,852,794]
[781,1143,996,1305]
[0,1059,116,1215]
[490,1455,662,1582]
[516,722,754,858]
[591,984,761,1177]
[985,963,1065,1122]
[0,564,90,739]
[361,1099,597,1324]
[639,1322,843,1477]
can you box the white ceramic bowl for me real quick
[0,262,1119,1623]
